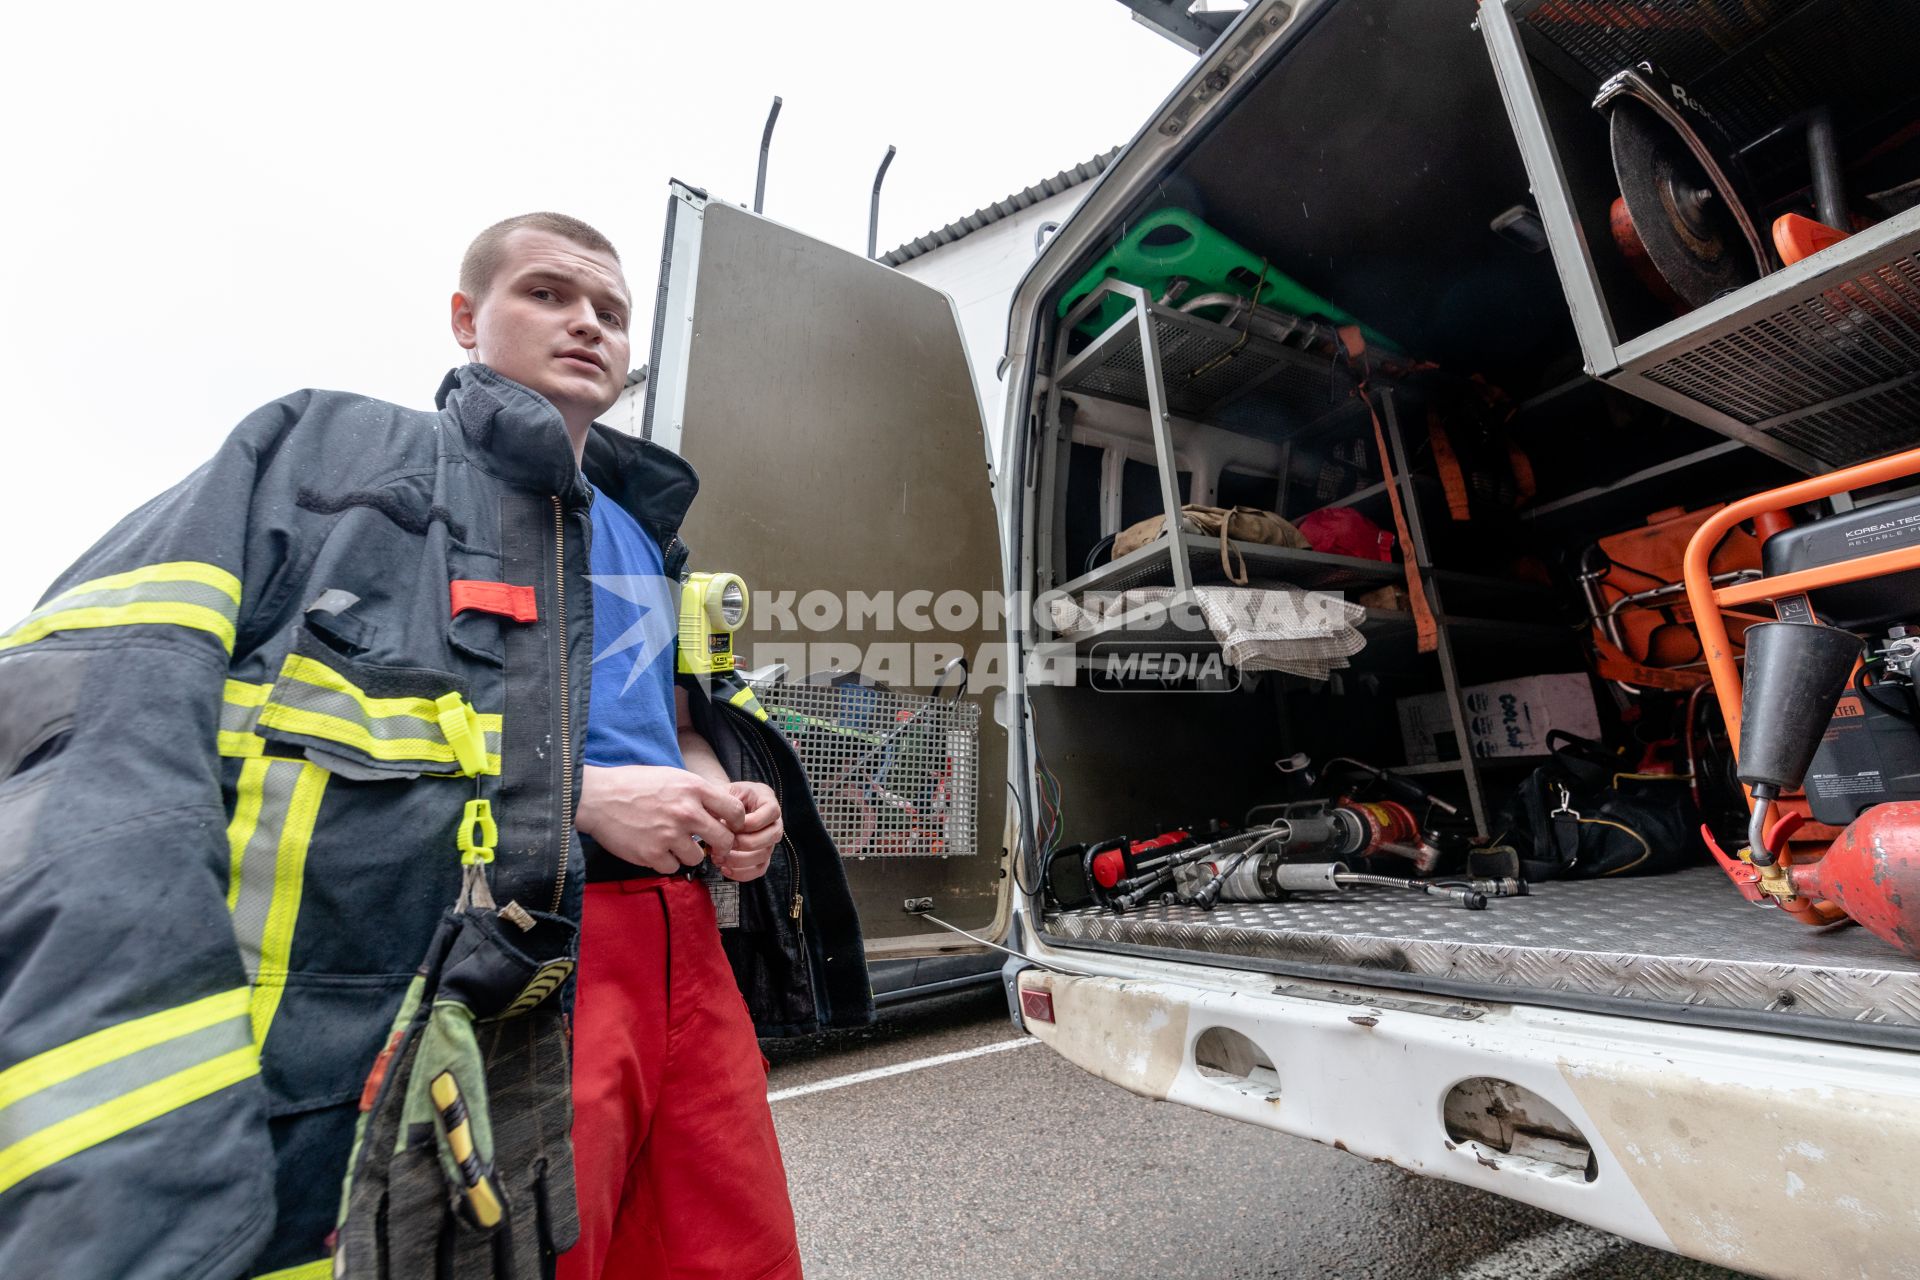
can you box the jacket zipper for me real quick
[549,496,572,914]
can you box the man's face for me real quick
[452,228,631,427]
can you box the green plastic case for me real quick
[1057,207,1389,348]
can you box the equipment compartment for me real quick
[1481,0,1920,471]
[1014,0,1920,1051]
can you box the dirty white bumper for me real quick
[1016,951,1920,1280]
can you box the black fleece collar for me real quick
[435,364,592,506]
[434,364,700,540]
[581,425,700,544]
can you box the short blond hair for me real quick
[459,212,620,300]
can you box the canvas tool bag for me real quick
[1494,732,1704,881]
[1111,505,1310,585]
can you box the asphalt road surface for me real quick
[765,986,1750,1280]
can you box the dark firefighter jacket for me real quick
[0,364,872,1280]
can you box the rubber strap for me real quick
[1342,332,1437,654]
[1218,511,1248,586]
[1428,412,1473,522]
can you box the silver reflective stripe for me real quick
[220,697,263,737]
[9,579,238,632]
[223,685,499,759]
[267,681,444,743]
[0,1016,252,1150]
[231,760,305,978]
[0,989,256,1197]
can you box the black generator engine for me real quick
[1764,494,1920,824]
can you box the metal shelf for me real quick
[1322,478,1391,509]
[1511,0,1916,156]
[1061,531,1403,598]
[1056,283,1354,422]
[1397,754,1551,777]
[1522,441,1747,523]
[1050,591,1566,665]
[1481,0,1920,472]
[1613,210,1920,469]
[1053,596,1406,659]
[1041,599,1405,690]
[1061,530,1554,618]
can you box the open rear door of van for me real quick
[643,181,1010,963]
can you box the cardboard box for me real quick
[1398,673,1601,764]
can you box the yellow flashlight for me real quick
[677,572,749,675]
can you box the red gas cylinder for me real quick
[1791,803,1920,957]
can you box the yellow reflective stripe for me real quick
[0,989,256,1197]
[0,561,242,654]
[0,989,250,1111]
[225,679,272,707]
[217,731,267,759]
[0,602,237,654]
[226,760,327,1046]
[256,705,502,773]
[218,679,272,758]
[0,1048,257,1197]
[42,560,241,608]
[257,655,502,775]
[249,764,327,1046]
[256,1263,332,1280]
[278,653,445,723]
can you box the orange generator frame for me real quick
[1684,446,1920,953]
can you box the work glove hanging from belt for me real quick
[333,891,580,1280]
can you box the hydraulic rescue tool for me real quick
[1168,839,1490,911]
[1685,448,1920,957]
[1093,804,1491,913]
[1273,755,1467,874]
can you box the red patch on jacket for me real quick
[450,580,537,623]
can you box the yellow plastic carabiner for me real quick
[457,798,498,866]
[435,692,489,777]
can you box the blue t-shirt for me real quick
[582,483,684,768]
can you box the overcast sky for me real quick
[0,2,1193,619]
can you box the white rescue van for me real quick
[642,4,1920,1275]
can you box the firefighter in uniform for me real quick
[0,211,870,1279]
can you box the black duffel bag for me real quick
[1493,732,1705,881]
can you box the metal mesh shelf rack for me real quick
[1481,0,1920,472]
[752,679,980,859]
[1054,280,1354,422]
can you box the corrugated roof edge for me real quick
[879,148,1121,268]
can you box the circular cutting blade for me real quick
[1610,98,1756,308]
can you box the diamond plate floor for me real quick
[1046,867,1920,1035]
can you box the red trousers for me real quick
[560,877,802,1280]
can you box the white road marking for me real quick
[1445,1222,1625,1280]
[768,1036,1040,1103]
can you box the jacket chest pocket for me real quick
[230,626,500,781]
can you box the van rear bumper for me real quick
[1016,960,1920,1280]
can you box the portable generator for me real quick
[1685,450,1920,956]
[1760,496,1920,824]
